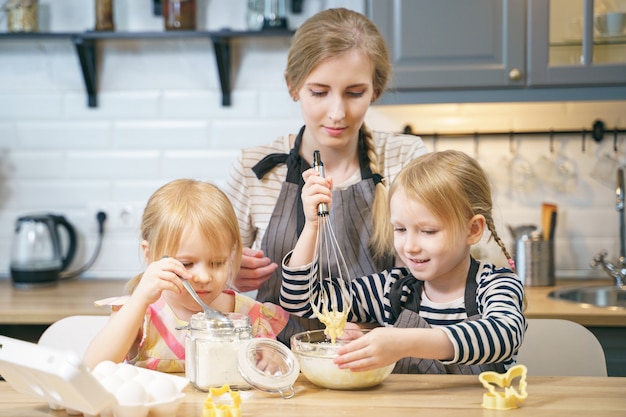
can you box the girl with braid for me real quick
[224,8,427,341]
[281,150,526,374]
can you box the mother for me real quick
[223,8,428,340]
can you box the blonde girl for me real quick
[281,150,525,374]
[84,179,288,371]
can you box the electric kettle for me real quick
[10,213,78,288]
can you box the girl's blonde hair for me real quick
[285,7,394,266]
[388,150,514,266]
[126,179,243,293]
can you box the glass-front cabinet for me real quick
[528,0,626,86]
[368,0,626,103]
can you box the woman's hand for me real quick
[233,247,277,292]
[287,169,334,267]
[301,168,333,225]
[133,257,191,307]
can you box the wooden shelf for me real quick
[0,29,295,107]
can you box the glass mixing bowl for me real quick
[290,329,395,390]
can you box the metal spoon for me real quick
[180,279,234,329]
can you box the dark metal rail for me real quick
[404,119,626,151]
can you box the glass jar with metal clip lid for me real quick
[185,312,252,391]
[184,311,300,398]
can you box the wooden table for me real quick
[0,374,624,417]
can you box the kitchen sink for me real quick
[548,285,626,309]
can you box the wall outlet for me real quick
[87,202,143,233]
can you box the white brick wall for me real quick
[0,0,624,282]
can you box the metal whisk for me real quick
[310,150,352,341]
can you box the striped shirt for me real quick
[280,255,526,368]
[223,130,428,250]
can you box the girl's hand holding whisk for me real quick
[134,256,192,306]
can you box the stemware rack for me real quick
[404,119,626,152]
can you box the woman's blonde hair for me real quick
[285,7,394,266]
[126,179,243,293]
[388,150,514,265]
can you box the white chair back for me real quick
[516,318,607,376]
[38,315,109,359]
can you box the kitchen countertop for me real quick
[0,277,624,327]
[524,278,626,326]
[0,374,624,416]
[0,278,125,324]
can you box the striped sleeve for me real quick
[439,264,526,368]
[280,251,406,326]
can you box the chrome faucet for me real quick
[590,167,626,288]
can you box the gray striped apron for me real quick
[252,126,393,334]
[389,257,506,374]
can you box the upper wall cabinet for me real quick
[368,0,626,104]
[528,0,626,86]
[368,0,526,90]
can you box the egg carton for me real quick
[0,335,188,417]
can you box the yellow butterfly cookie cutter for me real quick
[479,364,528,410]
[202,384,242,417]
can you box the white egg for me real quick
[146,377,178,402]
[115,380,148,405]
[132,371,154,387]
[99,374,124,393]
[92,360,117,379]
[114,363,139,380]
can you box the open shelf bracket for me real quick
[73,36,97,108]
[210,35,232,107]
[0,30,293,108]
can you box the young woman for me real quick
[83,179,288,371]
[224,8,428,334]
[281,150,526,374]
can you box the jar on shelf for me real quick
[163,0,196,31]
[246,0,288,31]
[94,0,114,31]
[3,0,38,33]
[246,0,264,30]
[185,312,252,391]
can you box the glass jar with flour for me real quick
[185,312,252,391]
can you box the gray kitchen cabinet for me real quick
[588,327,626,377]
[368,0,526,90]
[528,0,626,86]
[368,0,626,104]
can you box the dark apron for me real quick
[252,126,392,333]
[389,257,506,374]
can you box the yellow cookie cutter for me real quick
[479,364,528,410]
[202,384,242,417]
